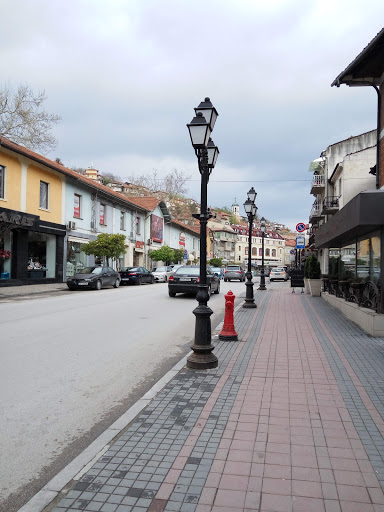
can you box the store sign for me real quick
[179,232,186,246]
[0,208,39,228]
[135,241,144,249]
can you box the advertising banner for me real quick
[150,215,163,243]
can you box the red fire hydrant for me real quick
[219,291,238,341]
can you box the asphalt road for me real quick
[0,278,251,512]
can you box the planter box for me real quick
[308,279,322,297]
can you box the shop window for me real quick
[100,204,106,225]
[120,211,125,230]
[74,194,81,218]
[27,231,56,278]
[66,240,87,277]
[0,165,5,199]
[39,181,49,209]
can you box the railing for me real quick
[309,202,322,219]
[324,278,382,313]
[310,175,325,193]
[322,196,339,212]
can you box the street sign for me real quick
[296,222,306,233]
[296,236,305,249]
[290,249,295,255]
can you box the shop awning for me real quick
[315,190,384,248]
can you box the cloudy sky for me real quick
[2,1,383,230]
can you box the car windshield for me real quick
[79,267,102,274]
[227,266,240,271]
[153,267,166,272]
[212,268,221,272]
[175,267,200,276]
[273,268,285,272]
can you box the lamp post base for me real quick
[187,295,218,369]
[243,276,257,308]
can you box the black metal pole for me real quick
[258,230,266,290]
[187,148,218,369]
[243,211,256,308]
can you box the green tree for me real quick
[81,233,126,267]
[209,257,223,267]
[149,245,174,265]
[172,249,184,264]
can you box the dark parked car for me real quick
[119,266,155,285]
[67,266,121,290]
[168,265,220,297]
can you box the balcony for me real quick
[309,202,323,222]
[310,174,325,195]
[322,196,339,215]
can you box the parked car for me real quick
[168,265,220,297]
[168,264,184,276]
[269,267,289,281]
[224,265,246,282]
[151,265,172,282]
[211,267,224,279]
[67,266,121,290]
[119,266,155,285]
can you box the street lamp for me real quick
[258,216,267,290]
[243,188,257,308]
[186,98,219,369]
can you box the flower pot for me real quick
[308,278,322,297]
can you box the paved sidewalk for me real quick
[0,282,67,298]
[28,288,384,511]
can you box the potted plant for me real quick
[307,255,322,297]
[303,257,310,293]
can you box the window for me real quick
[120,211,125,230]
[136,216,141,234]
[100,204,106,225]
[0,165,5,199]
[272,249,276,257]
[74,194,81,218]
[239,245,241,252]
[259,248,262,256]
[39,181,49,209]
[266,249,270,256]
[245,247,248,255]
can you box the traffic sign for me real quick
[296,236,305,249]
[290,249,295,255]
[296,222,306,233]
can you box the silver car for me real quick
[269,267,289,281]
[224,265,246,282]
[151,266,172,282]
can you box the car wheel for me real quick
[270,279,273,282]
[224,278,227,282]
[95,280,102,290]
[207,285,211,297]
[137,276,142,285]
[164,276,167,282]
[168,291,176,297]
[214,282,220,294]
[151,276,155,284]
[113,279,120,288]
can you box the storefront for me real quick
[0,207,66,285]
[66,236,94,277]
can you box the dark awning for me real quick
[315,191,384,248]
[331,28,384,87]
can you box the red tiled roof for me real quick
[126,196,160,211]
[0,135,148,212]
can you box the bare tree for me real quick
[126,168,191,198]
[0,84,61,153]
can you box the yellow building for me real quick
[0,136,66,283]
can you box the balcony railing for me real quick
[322,196,339,215]
[309,202,323,222]
[310,174,325,194]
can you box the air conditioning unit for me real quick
[67,221,76,230]
[147,238,153,245]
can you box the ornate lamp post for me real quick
[258,216,267,290]
[243,188,257,308]
[186,98,219,369]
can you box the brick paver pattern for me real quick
[50,287,384,512]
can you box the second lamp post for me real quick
[243,188,257,308]
[258,216,267,290]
